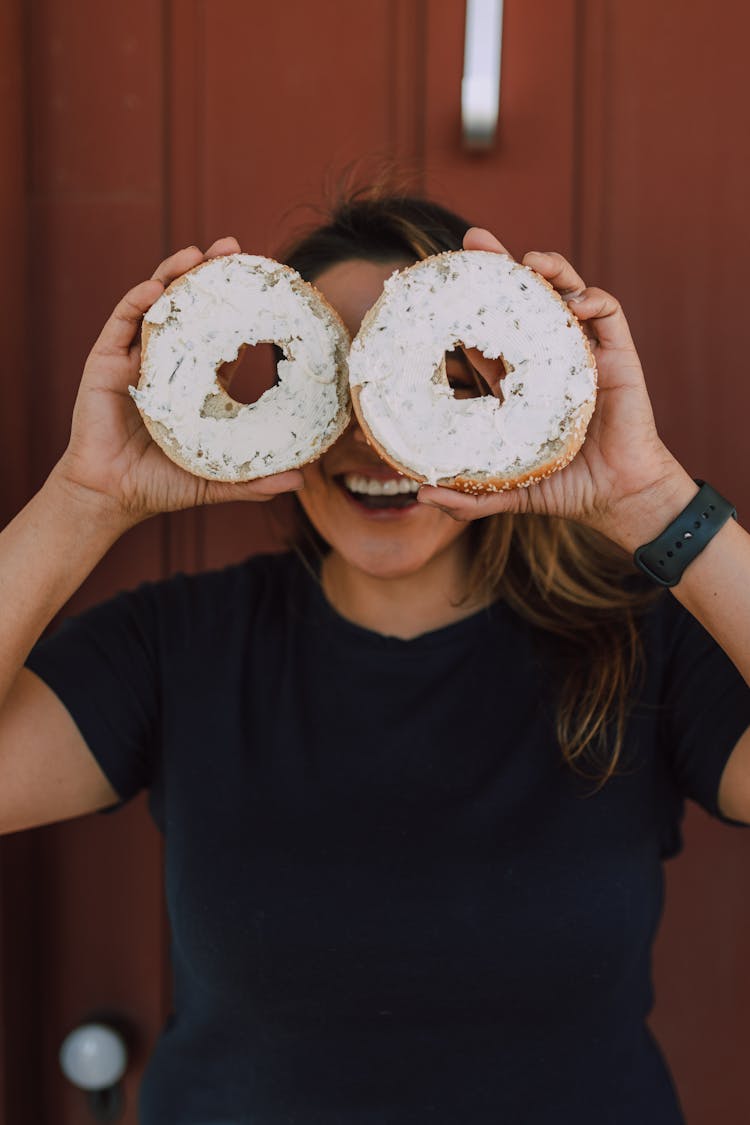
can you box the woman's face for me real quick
[297,258,476,581]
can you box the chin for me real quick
[340,541,435,581]
[318,519,472,584]
[294,483,472,583]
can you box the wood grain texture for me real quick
[422,0,577,257]
[0,1,44,1119]
[24,2,169,1119]
[181,0,431,572]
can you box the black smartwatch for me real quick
[633,480,737,588]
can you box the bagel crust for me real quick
[130,254,351,481]
[348,251,597,492]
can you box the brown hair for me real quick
[279,188,661,786]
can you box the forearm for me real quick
[604,466,750,687]
[667,517,750,680]
[0,468,129,708]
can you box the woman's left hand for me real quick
[417,227,696,551]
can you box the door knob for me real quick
[59,1022,127,1122]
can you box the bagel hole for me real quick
[445,347,508,402]
[216,341,286,405]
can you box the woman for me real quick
[2,194,750,1122]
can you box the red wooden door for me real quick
[576,8,750,1123]
[1,2,749,1121]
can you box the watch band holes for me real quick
[633,482,735,586]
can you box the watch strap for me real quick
[633,480,736,588]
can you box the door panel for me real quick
[423,0,577,258]
[25,1,170,1118]
[576,6,750,1119]
[174,0,428,573]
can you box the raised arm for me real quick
[417,228,750,823]
[0,239,304,834]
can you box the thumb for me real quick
[90,279,165,361]
[201,470,305,506]
[417,483,525,521]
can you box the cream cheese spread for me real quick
[348,251,597,486]
[130,254,350,480]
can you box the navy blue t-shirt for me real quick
[26,551,750,1123]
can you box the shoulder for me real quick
[132,549,301,639]
[149,549,298,608]
[55,550,303,659]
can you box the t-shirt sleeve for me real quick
[659,596,750,825]
[25,584,162,804]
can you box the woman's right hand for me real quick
[52,238,305,529]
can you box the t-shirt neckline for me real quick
[294,551,505,653]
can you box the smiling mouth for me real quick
[337,472,421,510]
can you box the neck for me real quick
[320,541,487,640]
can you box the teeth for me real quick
[343,473,420,497]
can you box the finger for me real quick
[566,286,637,352]
[150,245,205,288]
[203,469,305,505]
[523,250,586,299]
[89,279,165,359]
[463,227,514,258]
[417,484,520,520]
[457,347,505,397]
[205,235,241,258]
[416,487,467,520]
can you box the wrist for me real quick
[44,462,138,542]
[591,465,699,555]
[633,480,737,587]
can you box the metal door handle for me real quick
[462,0,504,149]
